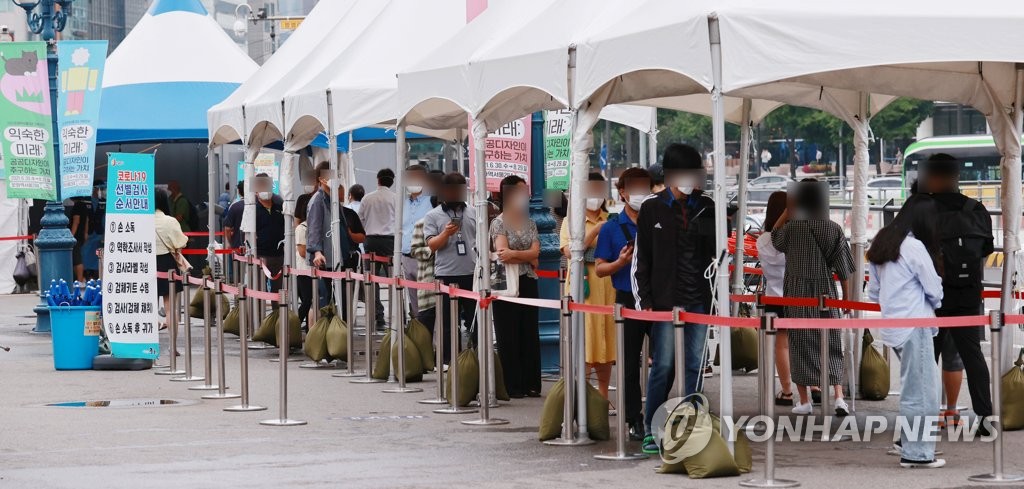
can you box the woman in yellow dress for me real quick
[559,172,617,399]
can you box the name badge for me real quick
[455,234,467,256]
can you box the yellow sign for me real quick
[279,18,302,31]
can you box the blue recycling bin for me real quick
[50,306,102,370]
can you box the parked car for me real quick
[846,176,904,203]
[727,175,794,202]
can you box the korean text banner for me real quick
[468,116,532,192]
[0,42,57,200]
[103,152,159,359]
[544,109,572,190]
[58,41,107,199]
[236,152,280,194]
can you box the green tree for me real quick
[655,110,739,156]
[761,106,843,177]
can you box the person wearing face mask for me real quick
[422,173,477,364]
[631,143,719,454]
[594,167,651,439]
[559,172,616,400]
[306,162,366,310]
[253,173,286,292]
[401,164,433,317]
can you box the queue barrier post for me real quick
[594,303,648,461]
[352,257,386,384]
[269,268,304,364]
[740,313,800,488]
[248,258,274,350]
[189,276,220,391]
[817,295,830,417]
[155,270,185,376]
[544,267,569,384]
[171,271,204,382]
[420,280,448,404]
[202,279,239,400]
[260,288,307,426]
[383,281,422,394]
[333,270,365,376]
[434,283,477,415]
[224,286,267,412]
[673,306,685,399]
[968,310,1024,483]
[462,289,508,426]
[544,294,591,445]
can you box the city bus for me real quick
[902,134,1024,206]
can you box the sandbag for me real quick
[189,289,230,321]
[304,307,330,362]
[406,317,435,373]
[859,331,890,401]
[536,378,611,441]
[658,400,740,478]
[494,353,510,401]
[446,347,480,407]
[252,309,302,348]
[325,309,349,361]
[371,330,393,380]
[391,332,424,383]
[223,306,240,336]
[731,327,759,372]
[1002,348,1024,431]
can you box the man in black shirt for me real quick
[919,153,995,428]
[253,173,285,292]
[68,196,92,282]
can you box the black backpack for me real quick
[182,196,203,232]
[939,199,989,288]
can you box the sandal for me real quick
[775,391,794,406]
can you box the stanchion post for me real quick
[190,276,219,390]
[420,280,448,404]
[544,294,592,445]
[818,295,830,416]
[384,281,422,394]
[434,283,477,414]
[462,290,507,426]
[595,304,648,461]
[260,289,306,426]
[741,313,799,488]
[171,271,203,382]
[352,257,386,384]
[673,306,685,399]
[203,279,239,400]
[224,286,267,412]
[156,270,185,375]
[968,310,1024,483]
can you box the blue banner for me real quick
[57,41,107,199]
[104,152,159,359]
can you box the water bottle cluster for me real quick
[47,279,103,307]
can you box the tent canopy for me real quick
[99,0,257,144]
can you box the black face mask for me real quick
[441,201,466,212]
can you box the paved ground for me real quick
[1,292,1022,489]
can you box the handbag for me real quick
[475,249,520,297]
[13,251,31,286]
[156,230,192,274]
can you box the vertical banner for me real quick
[57,41,107,199]
[103,153,159,359]
[0,42,57,200]
[468,115,532,192]
[543,109,572,190]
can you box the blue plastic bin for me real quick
[50,306,102,370]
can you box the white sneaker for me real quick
[792,402,812,415]
[834,398,850,417]
[900,458,946,469]
[888,442,943,457]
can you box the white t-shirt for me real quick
[756,232,785,297]
[295,222,310,271]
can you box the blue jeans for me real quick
[895,328,940,462]
[644,303,708,434]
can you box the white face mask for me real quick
[407,185,423,194]
[303,184,314,194]
[586,198,604,211]
[258,191,271,200]
[626,193,646,211]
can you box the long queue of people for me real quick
[149,143,995,471]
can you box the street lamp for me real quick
[232,2,304,55]
[11,0,77,333]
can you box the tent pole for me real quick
[731,99,753,317]
[639,127,649,167]
[999,69,1024,364]
[207,146,217,275]
[347,131,356,189]
[326,90,344,308]
[648,109,658,167]
[709,16,734,454]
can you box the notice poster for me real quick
[469,115,531,192]
[103,152,159,359]
[0,42,57,200]
[57,40,107,198]
[237,152,280,193]
[543,109,572,190]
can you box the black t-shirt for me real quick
[342,207,365,268]
[68,199,92,244]
[224,200,245,249]
[255,196,285,257]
